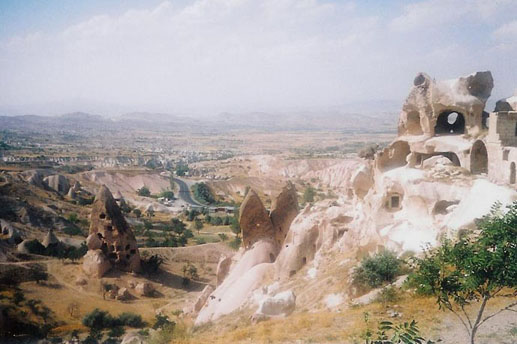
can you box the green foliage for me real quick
[192,182,215,204]
[375,286,400,305]
[229,236,242,250]
[137,186,151,197]
[303,185,316,203]
[153,314,175,330]
[194,218,203,232]
[143,220,153,230]
[411,202,517,344]
[67,212,79,224]
[230,217,240,235]
[175,163,189,176]
[210,216,223,226]
[170,218,185,233]
[107,326,125,338]
[363,314,434,344]
[223,215,231,226]
[218,233,228,241]
[353,250,402,289]
[82,309,145,332]
[182,263,199,281]
[195,237,206,245]
[187,209,199,222]
[133,208,142,218]
[63,225,83,236]
[159,190,175,199]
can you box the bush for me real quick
[358,143,380,160]
[159,190,174,199]
[303,186,316,203]
[229,236,242,250]
[137,186,151,197]
[63,226,83,236]
[353,250,402,289]
[142,254,163,274]
[117,312,144,328]
[218,233,228,241]
[375,286,399,305]
[153,314,175,330]
[133,209,142,218]
[82,309,114,331]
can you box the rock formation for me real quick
[239,190,275,249]
[42,229,59,248]
[83,185,140,278]
[43,174,70,194]
[196,181,299,324]
[270,181,299,246]
[252,290,296,322]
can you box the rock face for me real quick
[216,255,232,287]
[82,249,112,278]
[43,174,70,194]
[239,190,275,249]
[192,285,215,314]
[270,181,299,246]
[88,185,141,274]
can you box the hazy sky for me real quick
[1,0,517,115]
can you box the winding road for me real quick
[171,177,202,206]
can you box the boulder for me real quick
[253,290,296,320]
[135,282,154,297]
[89,185,141,273]
[86,233,102,250]
[17,239,32,254]
[82,249,112,278]
[43,174,70,194]
[270,181,299,246]
[121,332,146,344]
[239,190,275,249]
[117,287,131,301]
[216,255,232,287]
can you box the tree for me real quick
[363,313,434,344]
[159,190,174,199]
[230,217,240,235]
[194,219,203,234]
[133,208,142,218]
[303,186,316,203]
[137,186,151,197]
[411,202,517,344]
[191,182,215,204]
[188,209,199,222]
[175,163,189,176]
[171,218,186,234]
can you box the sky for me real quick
[1,0,517,116]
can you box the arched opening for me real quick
[406,111,423,135]
[378,141,411,171]
[470,140,488,174]
[435,111,465,135]
[510,162,516,184]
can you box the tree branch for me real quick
[479,300,517,327]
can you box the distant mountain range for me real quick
[0,107,399,134]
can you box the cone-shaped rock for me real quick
[270,181,299,246]
[239,189,274,249]
[42,229,59,248]
[89,185,141,273]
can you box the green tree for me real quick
[411,202,517,344]
[159,190,174,199]
[133,208,142,218]
[175,163,189,176]
[171,218,186,234]
[194,218,203,234]
[191,182,215,204]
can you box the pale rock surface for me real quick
[135,282,154,297]
[82,249,112,278]
[253,290,296,319]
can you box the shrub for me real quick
[63,226,83,236]
[82,309,114,331]
[159,190,174,199]
[133,209,142,218]
[117,312,144,328]
[137,186,151,197]
[153,314,175,330]
[229,236,242,250]
[218,233,228,241]
[353,250,402,289]
[375,286,399,305]
[303,186,316,203]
